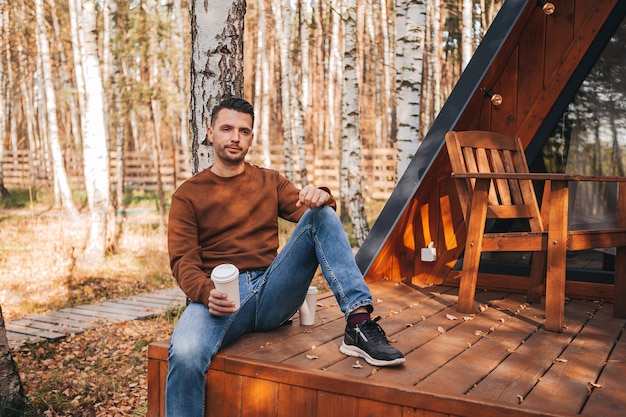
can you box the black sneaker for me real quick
[339,316,405,366]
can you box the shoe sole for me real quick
[339,342,406,367]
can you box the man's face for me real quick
[208,109,254,166]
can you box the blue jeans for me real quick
[165,206,373,417]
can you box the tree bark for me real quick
[340,0,369,246]
[190,0,246,174]
[78,0,111,265]
[395,0,426,178]
[0,306,25,416]
[36,0,81,219]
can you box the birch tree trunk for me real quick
[395,0,426,178]
[328,7,342,150]
[174,0,189,152]
[146,0,166,221]
[461,0,473,70]
[291,2,308,187]
[36,0,81,220]
[0,306,24,416]
[340,0,369,246]
[190,0,246,174]
[78,0,111,265]
[272,0,296,182]
[253,0,271,168]
[0,0,8,198]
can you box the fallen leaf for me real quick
[517,394,524,404]
[463,316,474,321]
[555,358,568,363]
[305,355,318,360]
[352,360,363,368]
[446,314,457,321]
[437,326,446,334]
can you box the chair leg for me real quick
[526,251,546,303]
[614,182,626,318]
[544,180,568,333]
[614,245,626,318]
[458,241,481,313]
[457,179,490,313]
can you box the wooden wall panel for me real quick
[544,1,575,83]
[277,384,317,417]
[316,392,358,417]
[516,10,546,127]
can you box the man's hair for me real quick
[210,97,255,126]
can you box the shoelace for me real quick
[355,316,389,344]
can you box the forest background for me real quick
[0,0,505,415]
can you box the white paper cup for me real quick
[299,286,318,326]
[211,264,240,309]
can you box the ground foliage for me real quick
[11,316,177,417]
[2,193,177,416]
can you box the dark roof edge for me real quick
[356,0,529,274]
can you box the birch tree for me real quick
[461,0,473,70]
[190,0,246,174]
[0,1,8,198]
[36,0,80,220]
[395,0,426,178]
[0,307,24,416]
[253,0,272,168]
[272,0,296,182]
[78,0,111,265]
[174,0,189,152]
[340,0,369,246]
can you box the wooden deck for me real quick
[148,280,626,417]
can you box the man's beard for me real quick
[216,145,246,165]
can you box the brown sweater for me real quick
[167,163,336,307]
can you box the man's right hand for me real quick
[208,289,238,316]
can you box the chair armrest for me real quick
[451,172,626,182]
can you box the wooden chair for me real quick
[445,130,626,332]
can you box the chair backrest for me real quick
[445,131,544,231]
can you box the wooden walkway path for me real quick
[6,287,186,348]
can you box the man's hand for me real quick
[297,185,331,208]
[208,289,238,316]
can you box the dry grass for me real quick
[0,210,172,322]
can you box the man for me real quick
[166,97,404,416]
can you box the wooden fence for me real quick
[1,145,397,200]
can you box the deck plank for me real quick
[582,317,626,416]
[468,299,592,406]
[521,304,625,414]
[417,295,540,394]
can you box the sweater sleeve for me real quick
[167,191,214,307]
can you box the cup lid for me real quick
[211,264,239,282]
[307,285,318,294]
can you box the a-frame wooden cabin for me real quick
[357,0,626,300]
[148,1,626,416]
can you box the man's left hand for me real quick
[297,185,330,208]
